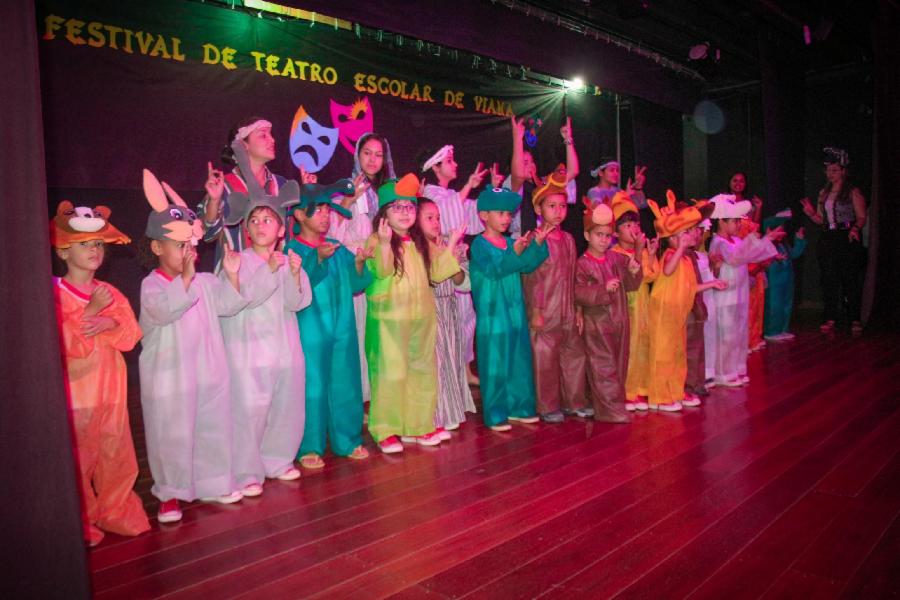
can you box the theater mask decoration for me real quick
[330,97,374,154]
[289,105,339,174]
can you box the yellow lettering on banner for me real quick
[135,31,154,54]
[354,72,366,92]
[294,61,309,79]
[103,24,122,49]
[281,59,297,79]
[250,50,265,71]
[171,38,185,62]
[65,19,86,45]
[423,85,434,103]
[444,90,464,109]
[265,54,280,76]
[322,66,338,84]
[205,44,223,66]
[221,47,237,70]
[309,63,323,83]
[44,15,64,40]
[86,21,104,47]
[377,77,389,95]
[149,35,171,59]
[353,72,435,103]
[122,28,134,53]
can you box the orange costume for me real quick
[645,193,714,408]
[739,219,766,350]
[609,192,660,401]
[51,202,150,546]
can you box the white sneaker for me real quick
[201,491,243,504]
[718,378,744,388]
[242,483,263,497]
[682,395,701,407]
[657,402,683,412]
[435,427,452,441]
[741,375,751,385]
[779,332,795,340]
[625,402,636,412]
[444,422,460,431]
[276,467,301,481]
[634,400,650,411]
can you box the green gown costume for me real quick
[469,188,549,427]
[282,179,372,458]
[364,174,460,443]
[762,213,807,338]
[285,232,372,456]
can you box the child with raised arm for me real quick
[138,169,248,523]
[365,174,465,452]
[646,194,726,412]
[285,183,373,468]
[763,210,806,341]
[417,198,476,435]
[609,192,660,411]
[523,175,590,423]
[51,202,149,546]
[470,188,552,431]
[218,138,312,494]
[575,201,644,422]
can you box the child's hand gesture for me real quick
[800,197,815,217]
[299,165,318,185]
[796,226,805,240]
[453,242,469,262]
[530,309,545,331]
[628,257,641,275]
[765,225,786,242]
[377,218,393,245]
[287,249,303,278]
[467,163,489,189]
[489,163,505,188]
[751,195,763,211]
[513,231,533,255]
[221,247,241,276]
[317,242,338,262]
[182,245,198,284]
[447,224,467,255]
[677,232,692,250]
[205,161,225,203]
[635,231,647,254]
[511,115,526,140]
[355,246,374,266]
[647,235,660,256]
[711,279,728,291]
[633,165,647,189]
[575,306,584,336]
[560,116,573,144]
[83,284,114,317]
[81,315,117,337]
[605,278,621,292]
[534,222,555,245]
[267,249,286,273]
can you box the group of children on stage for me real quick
[52,116,804,546]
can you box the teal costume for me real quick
[470,187,549,427]
[285,232,372,457]
[763,234,806,338]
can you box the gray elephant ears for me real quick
[230,137,266,200]
[223,191,251,227]
[277,179,300,210]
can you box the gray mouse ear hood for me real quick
[223,136,298,227]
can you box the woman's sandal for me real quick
[348,446,370,460]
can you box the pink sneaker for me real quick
[415,431,443,446]
[379,436,404,454]
[158,499,182,524]
[435,427,452,441]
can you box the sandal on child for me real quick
[300,453,325,469]
[348,446,370,460]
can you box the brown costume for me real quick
[685,249,708,394]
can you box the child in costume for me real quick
[286,181,373,468]
[763,210,806,341]
[470,187,552,431]
[575,200,644,422]
[740,218,770,353]
[708,194,783,387]
[417,198,477,435]
[422,145,487,385]
[365,174,465,452]
[330,132,397,403]
[138,169,248,523]
[609,192,660,411]
[694,219,723,390]
[647,193,725,411]
[522,175,590,423]
[217,137,311,494]
[684,224,711,405]
[51,202,149,546]
[201,118,290,270]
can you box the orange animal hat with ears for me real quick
[648,190,713,238]
[532,173,568,207]
[610,191,639,222]
[582,196,615,232]
[50,201,130,248]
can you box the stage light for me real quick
[688,42,710,61]
[565,77,585,90]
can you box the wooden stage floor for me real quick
[89,328,900,599]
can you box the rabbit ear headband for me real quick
[234,119,272,143]
[143,169,203,244]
